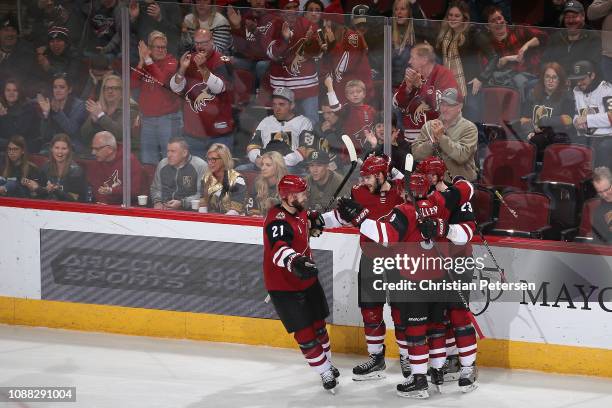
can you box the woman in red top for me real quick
[131,30,182,165]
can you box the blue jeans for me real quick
[183,132,234,159]
[296,95,320,127]
[140,111,183,165]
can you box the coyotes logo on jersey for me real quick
[185,81,215,113]
[532,104,553,125]
[284,38,307,77]
[103,169,121,189]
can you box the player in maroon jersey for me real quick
[322,155,409,380]
[263,175,339,393]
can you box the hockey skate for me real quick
[331,365,340,378]
[321,368,338,394]
[352,345,386,381]
[400,355,411,378]
[443,355,461,381]
[396,374,429,399]
[458,364,478,393]
[429,367,444,393]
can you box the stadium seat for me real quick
[234,69,255,106]
[141,163,156,197]
[489,191,553,239]
[480,140,536,191]
[471,184,498,232]
[481,87,520,137]
[561,198,600,243]
[418,0,446,18]
[29,154,48,168]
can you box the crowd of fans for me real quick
[0,0,610,244]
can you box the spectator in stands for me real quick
[317,101,343,170]
[34,27,82,86]
[170,28,235,158]
[88,130,142,205]
[27,0,84,47]
[246,151,287,216]
[37,133,87,202]
[570,60,612,168]
[483,5,547,100]
[263,0,322,125]
[304,0,325,27]
[151,136,207,210]
[0,135,44,198]
[518,62,575,160]
[324,76,376,160]
[79,54,115,102]
[323,7,374,105]
[81,74,140,152]
[0,14,36,97]
[365,115,411,173]
[38,73,87,153]
[227,0,272,91]
[591,165,612,244]
[128,0,182,58]
[200,142,247,215]
[588,0,612,83]
[245,87,312,171]
[393,42,458,142]
[412,88,478,182]
[0,79,41,153]
[182,0,232,55]
[80,0,121,59]
[542,1,601,76]
[391,0,426,88]
[304,150,348,211]
[435,1,498,122]
[131,31,182,165]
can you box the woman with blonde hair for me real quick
[246,151,287,216]
[200,143,246,215]
[435,1,498,121]
[80,74,140,150]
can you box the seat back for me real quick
[495,192,551,231]
[471,185,496,224]
[481,87,520,135]
[481,140,536,191]
[536,182,578,230]
[538,143,593,186]
[141,163,157,196]
[29,153,48,168]
[579,198,600,237]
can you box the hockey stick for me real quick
[321,134,359,212]
[494,190,518,219]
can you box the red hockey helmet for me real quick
[416,156,447,179]
[409,173,430,198]
[278,175,308,199]
[360,155,390,177]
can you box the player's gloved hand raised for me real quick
[286,254,319,280]
[307,210,324,237]
[418,217,449,240]
[337,197,369,227]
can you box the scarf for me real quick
[441,29,467,97]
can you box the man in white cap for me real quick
[412,88,478,182]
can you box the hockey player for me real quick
[263,175,339,392]
[417,156,478,392]
[322,155,409,381]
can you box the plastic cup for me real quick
[137,195,148,206]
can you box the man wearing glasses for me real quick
[88,131,143,205]
[592,166,612,244]
[150,136,207,210]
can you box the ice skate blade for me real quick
[352,371,386,381]
[459,382,478,393]
[327,388,336,395]
[396,389,430,399]
[444,372,460,382]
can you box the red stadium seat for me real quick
[417,0,446,18]
[481,87,520,137]
[29,154,48,168]
[561,198,600,242]
[489,191,553,239]
[537,144,593,186]
[481,140,536,191]
[471,184,497,232]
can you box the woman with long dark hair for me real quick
[0,79,41,153]
[0,135,44,198]
[38,133,87,202]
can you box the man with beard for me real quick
[263,175,339,393]
[170,28,234,159]
[322,154,409,381]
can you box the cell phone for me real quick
[317,28,325,43]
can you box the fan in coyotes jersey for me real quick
[322,155,408,381]
[416,156,478,393]
[263,175,339,392]
[336,163,475,398]
[393,43,458,142]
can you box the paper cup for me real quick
[191,199,200,210]
[137,195,148,206]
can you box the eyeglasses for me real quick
[151,45,167,50]
[7,147,21,152]
[544,75,559,81]
[103,86,121,91]
[206,157,221,163]
[91,145,110,152]
[596,184,612,196]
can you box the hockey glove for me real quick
[418,217,449,240]
[307,210,325,237]
[286,254,319,280]
[337,197,370,227]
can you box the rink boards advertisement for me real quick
[0,204,611,376]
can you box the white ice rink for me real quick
[1,324,611,408]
